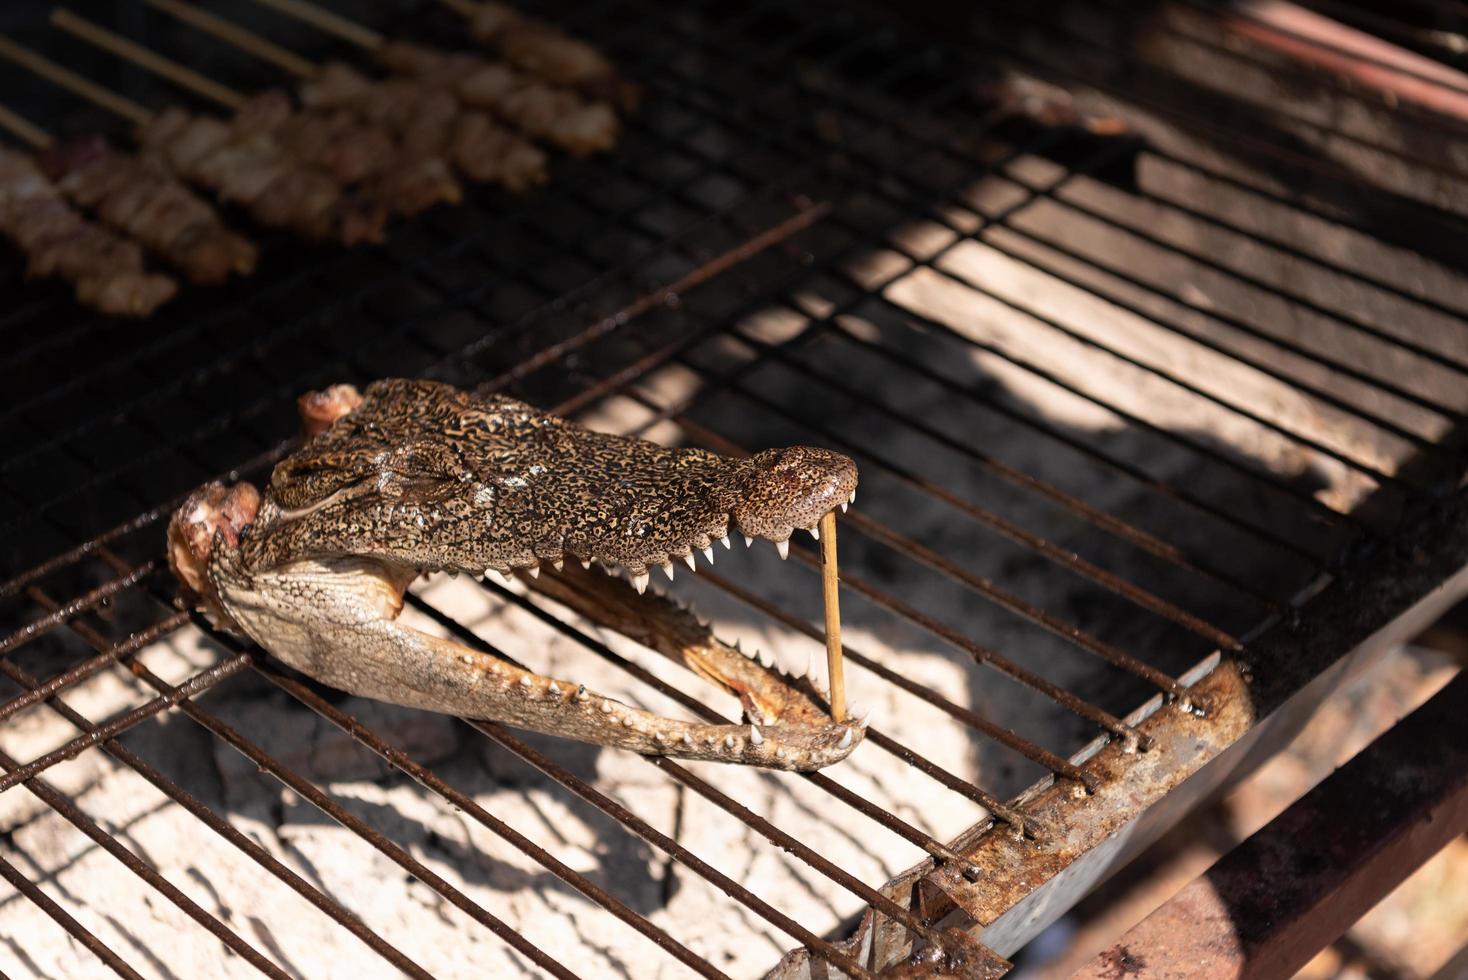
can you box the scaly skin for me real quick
[167,380,863,770]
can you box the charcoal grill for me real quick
[1,0,1466,976]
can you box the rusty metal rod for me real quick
[688,328,1285,608]
[461,582,1022,850]
[33,552,578,980]
[700,569,1101,789]
[116,626,579,980]
[0,649,252,793]
[620,391,1191,699]
[473,200,832,397]
[667,346,1250,646]
[0,617,435,978]
[251,663,737,980]
[0,851,145,980]
[0,746,290,977]
[474,721,884,980]
[0,561,157,656]
[0,610,189,724]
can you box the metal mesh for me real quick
[1,0,1466,976]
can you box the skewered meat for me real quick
[0,148,176,315]
[459,0,638,109]
[300,63,547,192]
[234,88,461,216]
[134,99,388,244]
[376,41,618,157]
[38,136,256,285]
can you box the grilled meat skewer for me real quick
[0,148,176,316]
[38,135,257,285]
[457,0,638,109]
[134,96,388,245]
[300,63,548,192]
[375,40,618,157]
[233,88,462,217]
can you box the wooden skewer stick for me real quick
[249,0,383,51]
[819,509,847,723]
[0,103,53,149]
[51,9,246,111]
[0,33,154,126]
[144,0,317,78]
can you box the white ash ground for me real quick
[4,146,1464,978]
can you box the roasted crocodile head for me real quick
[168,379,863,770]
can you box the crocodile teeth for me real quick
[683,553,697,571]
[660,561,675,581]
[682,733,694,746]
[701,546,714,564]
[808,524,820,541]
[552,559,564,572]
[724,734,737,749]
[749,725,763,745]
[775,538,789,560]
[840,503,848,513]
[758,649,774,668]
[798,652,811,678]
[743,534,754,548]
[547,682,560,696]
[632,571,650,594]
[527,566,540,579]
[850,489,857,503]
[580,558,592,570]
[719,535,731,549]
[837,728,852,749]
[519,675,533,688]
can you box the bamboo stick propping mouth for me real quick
[820,508,846,723]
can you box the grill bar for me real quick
[477,722,884,979]
[698,569,1102,789]
[315,591,953,939]
[971,1,1468,221]
[696,328,1284,606]
[666,351,1247,647]
[0,851,145,980]
[0,613,436,980]
[46,593,582,980]
[249,663,737,980]
[656,0,1468,387]
[1138,137,1468,320]
[637,6,1463,483]
[626,394,1194,699]
[0,729,294,977]
[456,583,1014,853]
[0,560,157,656]
[821,319,1336,562]
[0,607,188,724]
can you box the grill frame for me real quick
[0,0,1466,976]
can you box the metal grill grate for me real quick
[1,0,1466,976]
